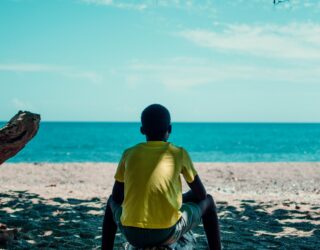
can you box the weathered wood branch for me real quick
[0,223,17,245]
[0,111,40,165]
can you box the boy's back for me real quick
[102,104,221,250]
[115,141,197,229]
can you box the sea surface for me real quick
[2,122,320,162]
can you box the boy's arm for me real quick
[183,175,207,203]
[111,181,124,204]
[181,148,207,202]
[112,149,127,204]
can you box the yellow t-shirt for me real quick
[114,141,197,229]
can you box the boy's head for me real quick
[140,104,171,141]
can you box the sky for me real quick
[1,0,320,122]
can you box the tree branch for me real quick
[0,111,41,165]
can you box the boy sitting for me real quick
[102,104,221,249]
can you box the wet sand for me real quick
[0,162,320,249]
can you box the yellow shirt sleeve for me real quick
[114,150,127,182]
[181,148,198,183]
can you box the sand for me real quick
[0,162,320,249]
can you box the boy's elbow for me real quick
[111,181,124,204]
[112,193,124,204]
[194,187,207,201]
[188,175,207,201]
[190,190,206,202]
[198,191,207,201]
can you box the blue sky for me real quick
[1,0,320,122]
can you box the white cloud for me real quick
[0,64,63,72]
[227,0,320,11]
[84,0,112,4]
[63,71,103,84]
[78,0,217,12]
[80,0,147,10]
[11,98,34,110]
[273,0,320,11]
[179,23,320,61]
[78,0,320,12]
[126,57,320,89]
[0,63,103,84]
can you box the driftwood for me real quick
[0,111,40,245]
[0,111,40,165]
[0,223,17,245]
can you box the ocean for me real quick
[2,122,320,162]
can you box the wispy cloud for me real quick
[179,23,320,61]
[0,63,103,84]
[272,0,320,11]
[224,0,320,11]
[126,57,320,89]
[11,98,34,110]
[80,0,148,10]
[0,64,63,72]
[79,0,217,12]
[78,0,320,12]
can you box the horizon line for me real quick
[1,120,320,124]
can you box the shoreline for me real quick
[4,161,320,165]
[1,162,320,203]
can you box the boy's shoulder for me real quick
[123,142,187,155]
[168,143,186,154]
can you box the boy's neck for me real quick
[146,137,167,142]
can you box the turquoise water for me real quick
[2,122,320,162]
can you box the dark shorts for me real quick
[109,198,202,248]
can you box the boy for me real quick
[102,104,221,249]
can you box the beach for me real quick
[1,162,320,249]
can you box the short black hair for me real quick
[141,104,171,138]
